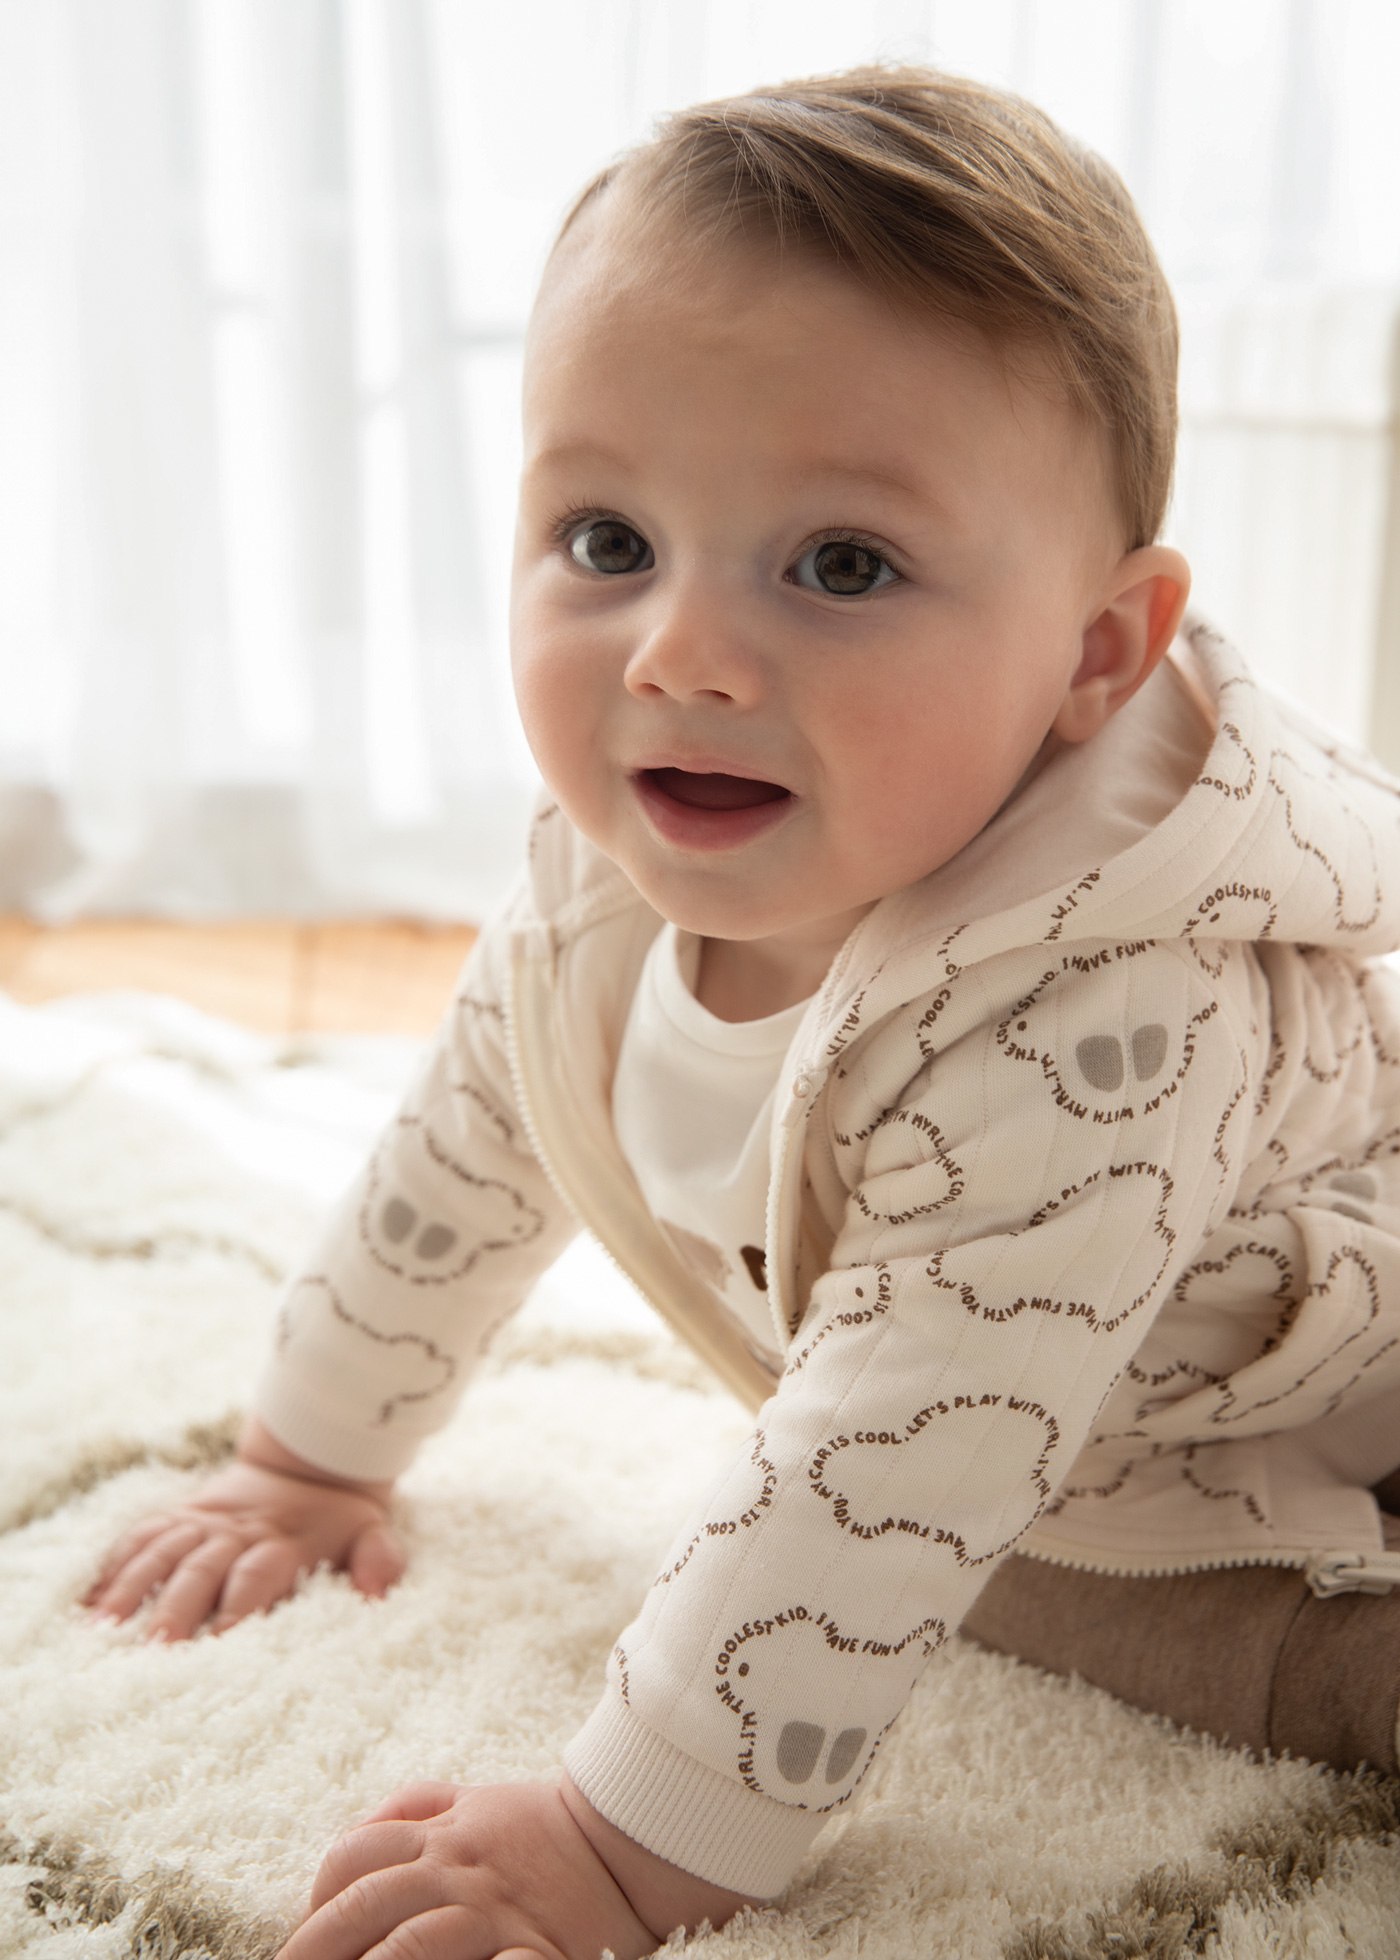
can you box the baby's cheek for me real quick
[510,645,594,797]
[839,747,994,893]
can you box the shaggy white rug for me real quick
[3,989,1399,1960]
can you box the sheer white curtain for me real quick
[3,0,1398,920]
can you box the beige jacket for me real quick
[255,614,1400,1895]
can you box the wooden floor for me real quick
[0,918,478,1037]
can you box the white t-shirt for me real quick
[611,923,812,1372]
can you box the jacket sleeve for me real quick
[562,942,1252,1897]
[252,903,580,1483]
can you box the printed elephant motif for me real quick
[712,1601,945,1807]
[1075,1022,1168,1093]
[276,1275,454,1426]
[1179,1440,1273,1531]
[1191,1243,1394,1436]
[805,1390,1060,1567]
[1114,1229,1298,1425]
[652,1432,780,1587]
[1267,749,1384,937]
[932,1155,1175,1339]
[848,1108,965,1229]
[995,958,1198,1123]
[1192,715,1258,806]
[360,1114,543,1286]
[378,1195,458,1263]
[446,1074,517,1150]
[1181,879,1278,974]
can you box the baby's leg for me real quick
[960,1509,1400,1775]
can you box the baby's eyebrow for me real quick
[788,458,949,518]
[523,440,626,479]
[525,441,956,526]
[788,458,916,496]
[763,456,968,536]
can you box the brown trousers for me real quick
[959,1471,1400,1776]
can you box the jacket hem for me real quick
[1017,1535,1365,1580]
[561,1691,826,1899]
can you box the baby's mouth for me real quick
[642,768,791,811]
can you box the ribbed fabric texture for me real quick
[253,1370,421,1484]
[562,1691,826,1898]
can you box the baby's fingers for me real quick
[81,1514,179,1607]
[209,1536,306,1633]
[86,1519,208,1622]
[303,1818,427,1915]
[347,1520,405,1601]
[355,1783,463,1829]
[144,1530,248,1642]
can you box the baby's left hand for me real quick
[275,1778,687,1960]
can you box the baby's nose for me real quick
[622,587,765,706]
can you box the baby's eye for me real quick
[789,535,900,598]
[562,516,654,577]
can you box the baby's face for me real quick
[510,202,1126,964]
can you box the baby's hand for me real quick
[82,1419,404,1641]
[275,1779,665,1960]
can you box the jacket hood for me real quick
[519,612,1400,1014]
[832,611,1400,1006]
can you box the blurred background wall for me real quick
[2,0,1398,923]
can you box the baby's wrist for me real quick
[556,1771,760,1937]
[236,1413,397,1503]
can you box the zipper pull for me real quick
[783,1064,830,1126]
[1305,1550,1400,1597]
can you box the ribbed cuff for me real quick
[561,1690,826,1899]
[251,1370,422,1484]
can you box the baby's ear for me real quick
[1053,546,1191,745]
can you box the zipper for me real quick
[759,903,882,1347]
[500,930,643,1289]
[1021,1540,1400,1598]
[503,932,774,1414]
[1303,1550,1400,1598]
[499,927,592,1239]
[762,1060,832,1348]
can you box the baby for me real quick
[84,61,1400,1960]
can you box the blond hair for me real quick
[549,63,1178,552]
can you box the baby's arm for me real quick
[561,943,1252,1898]
[85,896,579,1638]
[82,1413,403,1640]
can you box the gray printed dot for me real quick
[415,1223,458,1260]
[382,1197,416,1243]
[1076,1035,1124,1092]
[1131,1023,1169,1081]
[776,1720,825,1784]
[825,1727,867,1784]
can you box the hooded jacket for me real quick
[255,614,1400,1896]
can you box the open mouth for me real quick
[642,767,791,810]
[632,766,795,852]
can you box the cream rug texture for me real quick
[3,990,1399,1959]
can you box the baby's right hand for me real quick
[81,1420,405,1642]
